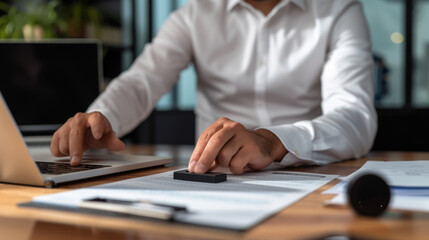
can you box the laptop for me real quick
[0,39,103,144]
[0,92,172,188]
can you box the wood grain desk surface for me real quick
[1,145,429,240]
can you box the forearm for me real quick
[261,104,377,167]
[88,6,193,137]
[87,71,155,137]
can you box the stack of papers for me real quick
[23,169,338,230]
[325,161,429,213]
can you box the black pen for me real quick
[79,197,187,220]
[87,197,187,211]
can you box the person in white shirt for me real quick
[50,0,377,175]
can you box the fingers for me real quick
[88,112,106,140]
[188,118,282,175]
[51,117,74,158]
[189,121,224,171]
[68,114,90,166]
[196,129,236,172]
[69,128,86,166]
[229,148,252,175]
[188,119,232,173]
[89,112,125,151]
[216,137,241,168]
[208,161,218,172]
[50,128,65,157]
[189,118,244,174]
[105,132,125,151]
[49,112,119,166]
[86,114,124,152]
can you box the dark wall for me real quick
[372,109,429,151]
[123,108,429,151]
[124,110,195,145]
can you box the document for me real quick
[28,169,337,230]
[323,181,429,196]
[324,160,429,213]
[343,160,429,187]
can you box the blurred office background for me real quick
[1,0,429,150]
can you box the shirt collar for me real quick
[227,0,307,12]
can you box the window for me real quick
[361,0,405,108]
[133,0,196,111]
[413,0,429,107]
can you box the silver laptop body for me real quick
[0,93,172,188]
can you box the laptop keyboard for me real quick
[26,141,51,147]
[36,162,111,175]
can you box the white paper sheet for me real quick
[343,160,429,187]
[323,181,429,196]
[326,193,429,213]
[31,169,337,230]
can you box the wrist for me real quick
[253,129,288,162]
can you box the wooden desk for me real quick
[1,146,428,240]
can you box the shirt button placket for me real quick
[255,20,270,126]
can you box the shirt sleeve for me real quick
[87,5,193,137]
[263,2,377,167]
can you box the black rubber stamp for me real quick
[173,169,227,183]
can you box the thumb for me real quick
[208,161,218,172]
[106,133,125,151]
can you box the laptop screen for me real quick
[0,40,102,136]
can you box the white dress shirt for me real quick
[88,0,377,167]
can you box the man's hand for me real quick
[188,117,287,174]
[50,112,125,166]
